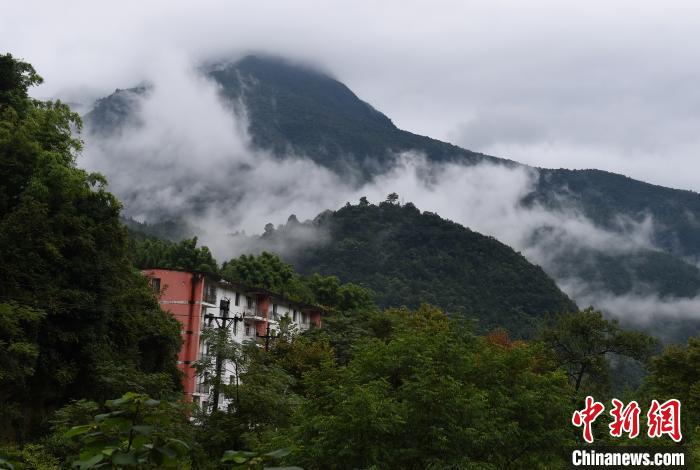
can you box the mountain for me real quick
[207,55,504,177]
[552,248,700,298]
[85,84,150,136]
[529,169,700,260]
[86,56,700,258]
[83,54,700,338]
[263,200,577,337]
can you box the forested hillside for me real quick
[262,198,577,336]
[208,55,503,176]
[532,168,700,259]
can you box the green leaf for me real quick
[107,392,138,407]
[64,424,93,438]
[155,446,177,460]
[221,450,253,463]
[95,410,125,421]
[131,424,153,436]
[166,438,190,451]
[72,453,104,469]
[130,434,149,450]
[111,451,138,466]
[0,458,15,470]
[264,448,292,459]
[101,417,131,432]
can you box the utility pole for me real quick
[204,298,244,412]
[256,322,275,351]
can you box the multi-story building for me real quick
[141,268,323,408]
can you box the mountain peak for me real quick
[205,54,493,176]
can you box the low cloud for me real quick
[80,59,698,332]
[7,1,700,191]
[567,284,700,342]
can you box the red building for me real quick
[142,268,323,402]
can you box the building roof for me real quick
[141,267,325,313]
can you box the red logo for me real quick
[609,399,641,439]
[572,396,605,443]
[647,399,682,442]
[572,397,682,443]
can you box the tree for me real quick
[280,305,573,468]
[221,252,314,303]
[0,54,182,441]
[643,336,700,453]
[0,303,44,434]
[385,192,399,204]
[0,53,43,117]
[194,330,300,458]
[223,252,294,292]
[194,325,249,416]
[539,308,656,395]
[129,236,218,273]
[305,274,374,312]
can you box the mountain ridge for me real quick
[85,54,700,340]
[84,54,700,262]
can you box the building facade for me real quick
[141,268,323,408]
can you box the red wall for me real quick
[142,269,204,399]
[309,310,322,327]
[255,295,270,337]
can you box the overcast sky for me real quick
[3,0,700,191]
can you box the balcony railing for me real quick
[244,306,266,320]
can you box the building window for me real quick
[229,375,235,384]
[246,296,253,308]
[293,310,298,322]
[196,380,209,394]
[203,281,217,304]
[235,292,240,306]
[302,313,307,325]
[151,278,161,294]
[245,325,251,336]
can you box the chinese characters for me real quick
[572,396,681,443]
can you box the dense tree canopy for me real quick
[539,308,656,395]
[129,235,218,273]
[278,305,573,469]
[268,198,577,337]
[0,53,182,441]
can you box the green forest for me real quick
[260,198,578,338]
[1,54,698,469]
